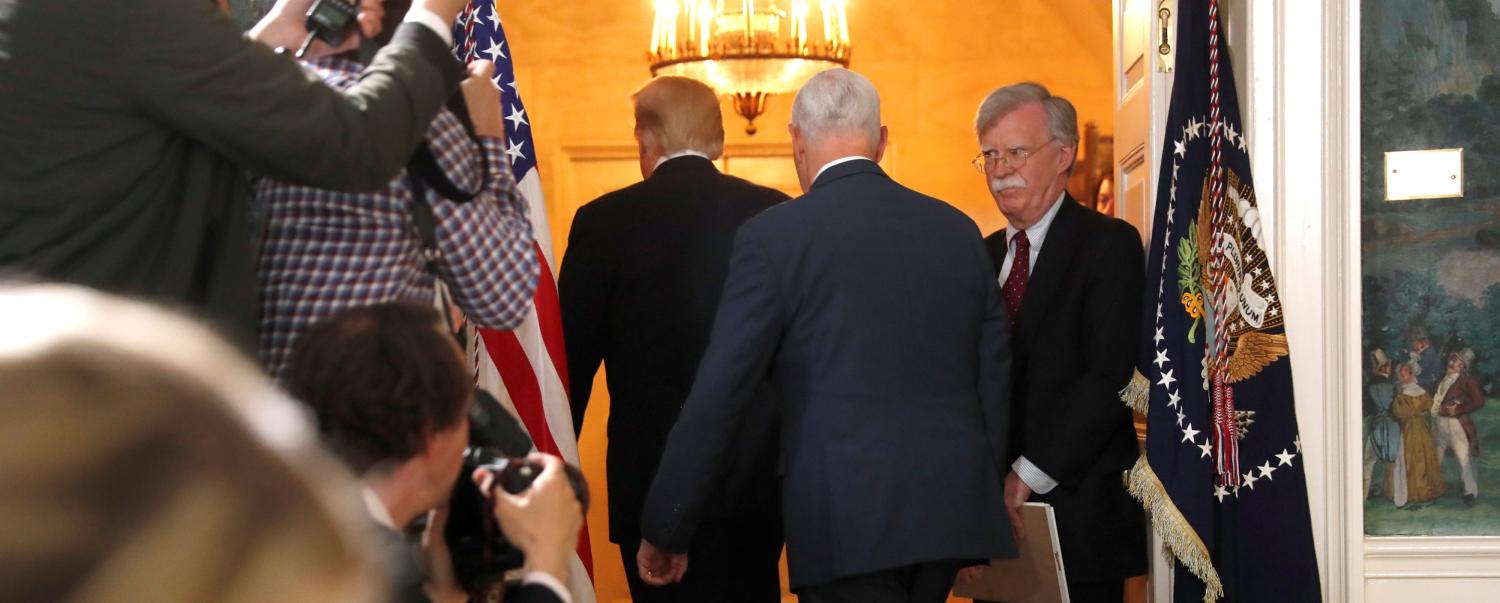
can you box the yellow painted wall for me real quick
[498,2,1112,601]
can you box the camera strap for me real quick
[406,88,489,206]
[406,170,462,334]
[408,143,485,205]
[404,106,491,334]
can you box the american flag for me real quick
[452,3,596,600]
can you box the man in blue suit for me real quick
[635,68,1016,603]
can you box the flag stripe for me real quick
[530,243,571,399]
[454,2,596,595]
[481,326,557,455]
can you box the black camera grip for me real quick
[306,0,359,44]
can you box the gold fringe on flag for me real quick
[1127,455,1225,602]
[1119,369,1151,415]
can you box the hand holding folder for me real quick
[951,502,1069,603]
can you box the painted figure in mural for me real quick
[1392,362,1446,507]
[1433,348,1485,506]
[1407,325,1444,393]
[1365,349,1401,499]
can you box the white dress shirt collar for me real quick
[362,486,396,530]
[812,155,873,184]
[1004,190,1068,252]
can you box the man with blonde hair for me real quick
[638,68,1015,603]
[559,75,788,602]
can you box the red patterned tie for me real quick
[1001,230,1030,329]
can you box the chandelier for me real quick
[648,0,853,135]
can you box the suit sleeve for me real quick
[1027,223,1145,486]
[558,204,610,435]
[975,241,1014,472]
[114,0,464,192]
[639,221,787,552]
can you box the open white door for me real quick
[1112,0,1174,243]
[1113,0,1174,600]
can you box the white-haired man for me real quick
[636,68,1016,603]
[970,81,1147,601]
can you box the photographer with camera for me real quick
[283,302,583,603]
[255,0,537,378]
[0,0,483,343]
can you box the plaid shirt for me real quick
[256,57,538,377]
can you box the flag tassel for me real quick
[1119,369,1152,415]
[1126,455,1226,602]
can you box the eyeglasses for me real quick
[970,138,1057,173]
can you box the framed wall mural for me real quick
[1362,0,1500,536]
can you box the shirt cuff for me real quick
[403,7,455,47]
[521,570,572,603]
[1012,456,1059,495]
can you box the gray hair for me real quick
[791,68,882,148]
[973,82,1079,148]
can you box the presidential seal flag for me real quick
[1119,1,1321,601]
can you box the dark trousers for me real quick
[1063,578,1125,603]
[797,560,965,603]
[619,505,783,603]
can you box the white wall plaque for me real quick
[1384,148,1464,201]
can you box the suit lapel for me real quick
[985,233,1008,278]
[1017,196,1084,346]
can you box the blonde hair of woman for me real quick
[0,284,381,603]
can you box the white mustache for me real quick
[990,176,1026,194]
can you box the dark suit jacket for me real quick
[558,156,787,544]
[984,196,1148,582]
[641,159,1015,590]
[0,0,463,341]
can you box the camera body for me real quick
[445,444,589,594]
[304,0,359,45]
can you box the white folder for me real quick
[950,502,1069,603]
